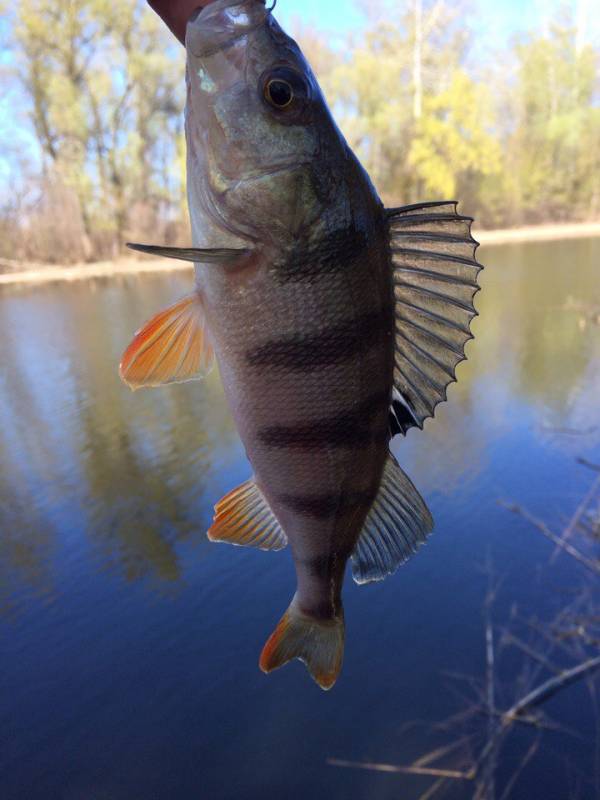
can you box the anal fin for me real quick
[119,292,214,390]
[351,452,433,585]
[209,478,288,552]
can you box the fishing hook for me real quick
[266,0,277,12]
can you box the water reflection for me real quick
[0,274,237,613]
[474,239,600,418]
[0,238,599,614]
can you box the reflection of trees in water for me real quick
[0,296,64,616]
[0,275,236,612]
[398,392,489,498]
[477,240,600,421]
[403,240,600,497]
[0,496,54,618]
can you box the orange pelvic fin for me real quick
[209,478,288,551]
[119,293,214,390]
[260,597,345,691]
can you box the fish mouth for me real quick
[187,0,270,58]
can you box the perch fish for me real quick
[120,0,482,689]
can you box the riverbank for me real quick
[2,220,600,287]
[476,221,600,245]
[0,256,190,288]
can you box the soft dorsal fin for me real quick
[119,292,214,390]
[351,452,433,585]
[386,201,482,435]
[208,478,288,552]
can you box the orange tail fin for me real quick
[259,597,345,691]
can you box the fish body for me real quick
[121,0,482,689]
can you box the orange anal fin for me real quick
[208,478,288,552]
[119,293,214,390]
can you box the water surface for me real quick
[1,238,600,799]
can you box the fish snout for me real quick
[186,0,269,59]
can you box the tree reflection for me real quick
[0,274,236,612]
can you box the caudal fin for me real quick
[259,597,345,691]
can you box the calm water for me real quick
[1,238,599,800]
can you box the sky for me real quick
[275,0,590,47]
[276,0,365,33]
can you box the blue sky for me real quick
[275,0,582,46]
[276,0,365,31]
[275,0,599,65]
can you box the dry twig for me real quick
[498,501,600,575]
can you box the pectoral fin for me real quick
[119,292,214,390]
[127,243,250,264]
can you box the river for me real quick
[1,237,599,799]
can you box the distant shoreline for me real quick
[0,257,190,288]
[476,221,600,245]
[2,220,600,288]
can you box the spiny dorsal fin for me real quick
[351,452,433,585]
[119,292,214,390]
[386,201,482,435]
[208,478,288,551]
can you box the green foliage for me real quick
[312,1,599,224]
[12,0,186,260]
[318,1,501,207]
[2,0,600,262]
[506,25,600,221]
[408,70,502,199]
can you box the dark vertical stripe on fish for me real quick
[245,308,392,373]
[278,490,377,519]
[258,390,390,450]
[274,226,369,284]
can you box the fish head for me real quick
[185,0,348,249]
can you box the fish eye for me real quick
[265,78,294,109]
[261,67,309,112]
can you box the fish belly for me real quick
[204,236,393,616]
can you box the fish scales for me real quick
[120,0,482,690]
[203,221,393,610]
